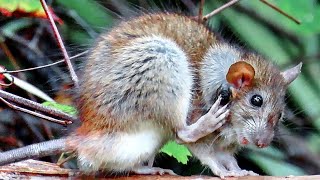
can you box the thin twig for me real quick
[198,0,205,23]
[1,51,88,74]
[39,0,79,88]
[259,0,301,24]
[0,74,14,87]
[0,98,70,125]
[0,90,76,123]
[202,0,241,21]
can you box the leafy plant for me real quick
[0,0,61,23]
[160,141,192,165]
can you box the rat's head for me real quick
[225,57,302,148]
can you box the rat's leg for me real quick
[177,97,230,143]
[216,153,258,177]
[131,151,176,175]
[147,154,155,167]
[188,143,258,178]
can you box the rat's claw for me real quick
[215,103,229,117]
[209,96,222,115]
[217,109,230,120]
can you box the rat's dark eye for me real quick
[250,94,263,107]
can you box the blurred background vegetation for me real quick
[0,0,319,177]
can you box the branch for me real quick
[39,0,79,88]
[0,139,67,166]
[0,98,70,125]
[0,90,75,124]
[197,0,205,23]
[202,0,241,22]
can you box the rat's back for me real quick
[77,13,215,133]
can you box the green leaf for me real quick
[18,0,42,12]
[42,102,77,116]
[0,0,18,12]
[160,141,192,165]
[0,0,43,14]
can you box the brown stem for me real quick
[0,98,71,125]
[0,90,76,123]
[259,0,301,24]
[39,0,79,88]
[202,0,241,21]
[198,0,205,23]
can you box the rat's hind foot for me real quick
[218,170,258,179]
[132,166,176,175]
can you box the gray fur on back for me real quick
[80,35,193,127]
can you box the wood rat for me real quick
[0,13,302,178]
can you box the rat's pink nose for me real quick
[254,133,272,148]
[255,140,268,148]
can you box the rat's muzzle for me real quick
[254,131,274,148]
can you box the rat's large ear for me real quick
[281,62,302,85]
[226,61,255,89]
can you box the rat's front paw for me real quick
[204,96,230,132]
[177,96,230,143]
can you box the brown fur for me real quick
[78,13,217,133]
